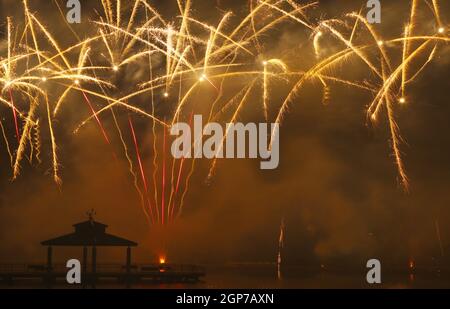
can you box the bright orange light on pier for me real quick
[159,256,166,264]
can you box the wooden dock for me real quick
[0,263,205,286]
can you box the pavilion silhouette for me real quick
[41,211,137,287]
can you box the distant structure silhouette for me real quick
[0,213,204,287]
[41,211,137,287]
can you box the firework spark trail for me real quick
[32,120,42,165]
[161,125,167,225]
[73,86,168,131]
[435,219,445,257]
[368,40,432,120]
[166,77,184,223]
[349,9,361,43]
[99,28,115,65]
[27,124,34,164]
[123,0,141,44]
[258,0,315,30]
[347,12,392,71]
[53,0,80,41]
[8,89,20,144]
[112,108,143,205]
[177,155,195,219]
[263,63,269,121]
[405,43,438,85]
[116,0,121,28]
[169,46,191,85]
[386,89,409,190]
[81,91,114,149]
[409,0,419,35]
[166,25,174,93]
[167,152,178,223]
[146,29,160,221]
[203,12,233,75]
[0,120,14,167]
[97,22,197,74]
[174,0,190,47]
[169,111,193,221]
[229,0,271,39]
[207,80,257,180]
[121,13,159,60]
[53,86,74,115]
[321,22,382,78]
[401,24,410,100]
[277,217,285,280]
[102,0,113,25]
[262,59,288,120]
[171,81,200,125]
[381,58,406,190]
[139,64,245,90]
[202,57,238,182]
[12,100,37,180]
[139,0,167,26]
[128,116,154,224]
[29,14,71,69]
[239,2,317,50]
[313,30,323,58]
[401,0,419,99]
[250,0,263,54]
[6,17,21,144]
[184,16,255,57]
[269,46,371,137]
[432,0,443,27]
[170,155,186,220]
[23,0,42,64]
[258,0,318,30]
[318,76,330,105]
[45,95,61,186]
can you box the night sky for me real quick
[0,0,449,272]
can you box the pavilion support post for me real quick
[47,246,53,272]
[126,246,131,287]
[91,246,97,288]
[82,246,88,288]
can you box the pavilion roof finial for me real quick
[86,209,96,224]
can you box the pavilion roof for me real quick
[41,220,137,247]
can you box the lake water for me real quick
[143,265,450,289]
[2,264,450,289]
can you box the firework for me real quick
[277,217,285,280]
[0,0,447,227]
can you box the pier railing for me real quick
[0,262,205,286]
[0,263,204,274]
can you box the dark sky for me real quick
[0,0,449,268]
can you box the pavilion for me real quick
[41,213,137,287]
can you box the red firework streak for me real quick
[128,116,155,224]
[81,91,117,162]
[169,112,194,220]
[9,89,20,143]
[161,125,167,225]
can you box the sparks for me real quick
[0,0,447,228]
